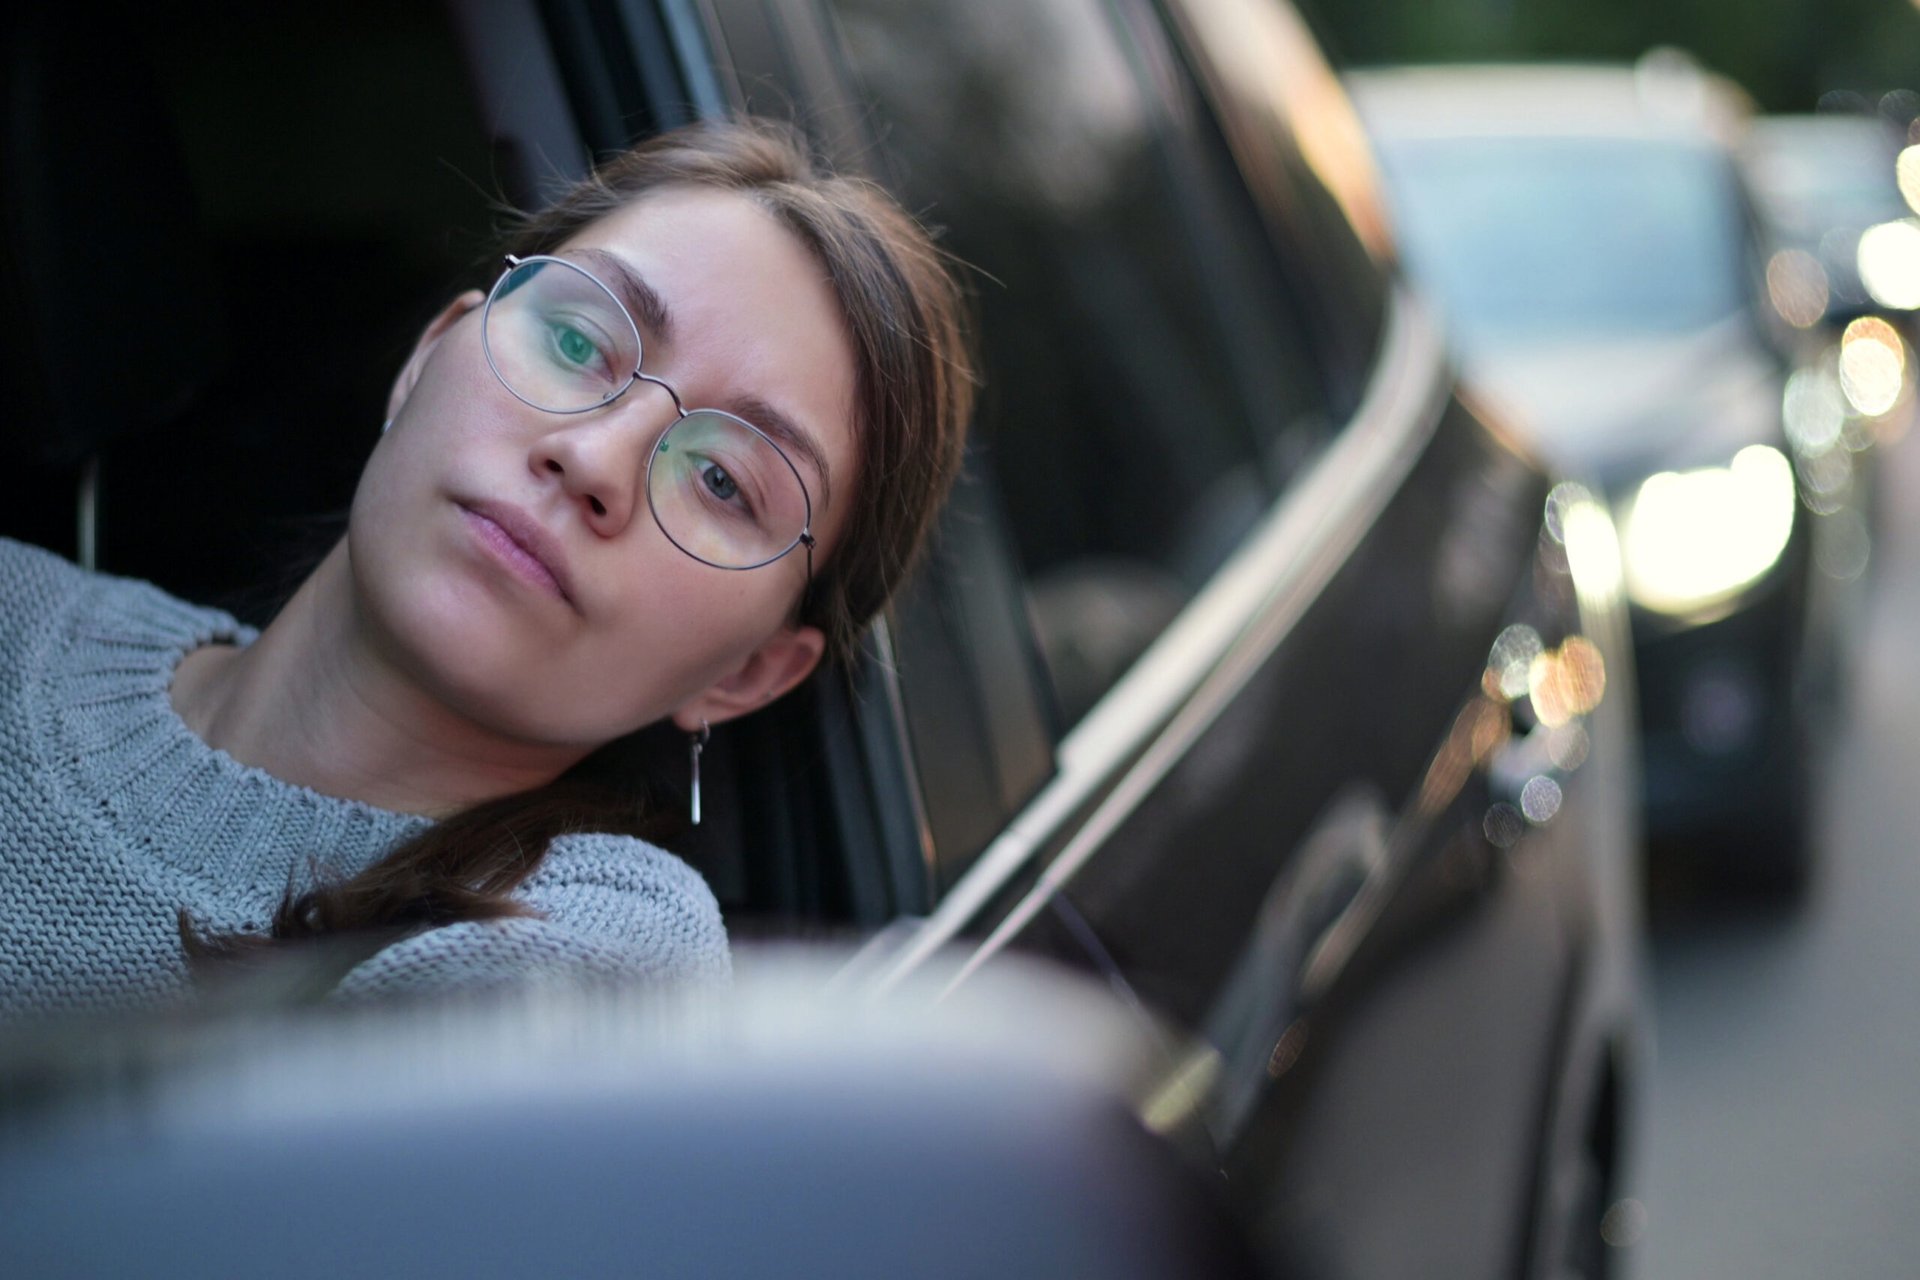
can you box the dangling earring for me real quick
[689,719,711,826]
[380,418,393,436]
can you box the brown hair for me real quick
[183,118,974,972]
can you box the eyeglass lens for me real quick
[650,411,812,569]
[486,257,640,413]
[484,257,811,570]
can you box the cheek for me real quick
[576,572,784,712]
[596,568,758,681]
[394,334,527,455]
[354,370,521,532]
[346,436,412,540]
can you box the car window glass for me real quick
[1161,0,1394,412]
[823,0,1332,725]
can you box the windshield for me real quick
[1375,135,1750,348]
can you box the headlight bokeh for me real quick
[1837,315,1909,416]
[1857,217,1920,309]
[1620,445,1797,616]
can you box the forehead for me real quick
[560,185,860,530]
[559,186,844,375]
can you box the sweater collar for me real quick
[40,574,432,896]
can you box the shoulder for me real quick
[331,835,731,1003]
[0,537,89,611]
[0,535,246,650]
[526,832,725,921]
[0,538,96,683]
[517,832,730,975]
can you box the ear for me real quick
[385,289,485,422]
[671,624,827,731]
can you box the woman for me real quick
[0,119,972,1018]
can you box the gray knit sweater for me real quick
[0,538,730,1020]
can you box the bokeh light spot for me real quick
[1815,508,1872,582]
[1520,774,1563,824]
[1796,445,1854,514]
[1548,722,1591,771]
[1857,219,1920,310]
[1621,447,1796,614]
[1766,248,1829,327]
[1543,482,1589,546]
[1530,635,1607,726]
[1899,145,1920,216]
[1600,1198,1648,1248]
[1839,316,1908,417]
[1783,366,1845,454]
[1484,803,1525,848]
[1489,625,1543,701]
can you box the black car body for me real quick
[2,2,1642,1276]
[1350,61,1873,896]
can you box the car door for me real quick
[677,2,1640,1277]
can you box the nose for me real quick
[530,380,679,536]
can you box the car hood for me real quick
[1458,317,1787,491]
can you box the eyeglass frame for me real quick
[480,252,818,598]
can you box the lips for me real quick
[457,499,578,608]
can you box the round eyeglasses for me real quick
[481,254,817,577]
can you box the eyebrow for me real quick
[567,247,834,515]
[571,247,674,347]
[733,394,835,515]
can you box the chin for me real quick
[353,537,552,732]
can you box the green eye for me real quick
[556,326,597,366]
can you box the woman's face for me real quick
[348,184,860,751]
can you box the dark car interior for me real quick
[3,5,494,610]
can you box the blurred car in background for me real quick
[4,1,1645,1276]
[1351,58,1875,898]
[1741,111,1920,341]
[1740,112,1920,506]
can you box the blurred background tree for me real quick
[1298,0,1919,113]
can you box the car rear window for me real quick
[1374,135,1750,345]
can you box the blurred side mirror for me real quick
[0,950,1260,1280]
